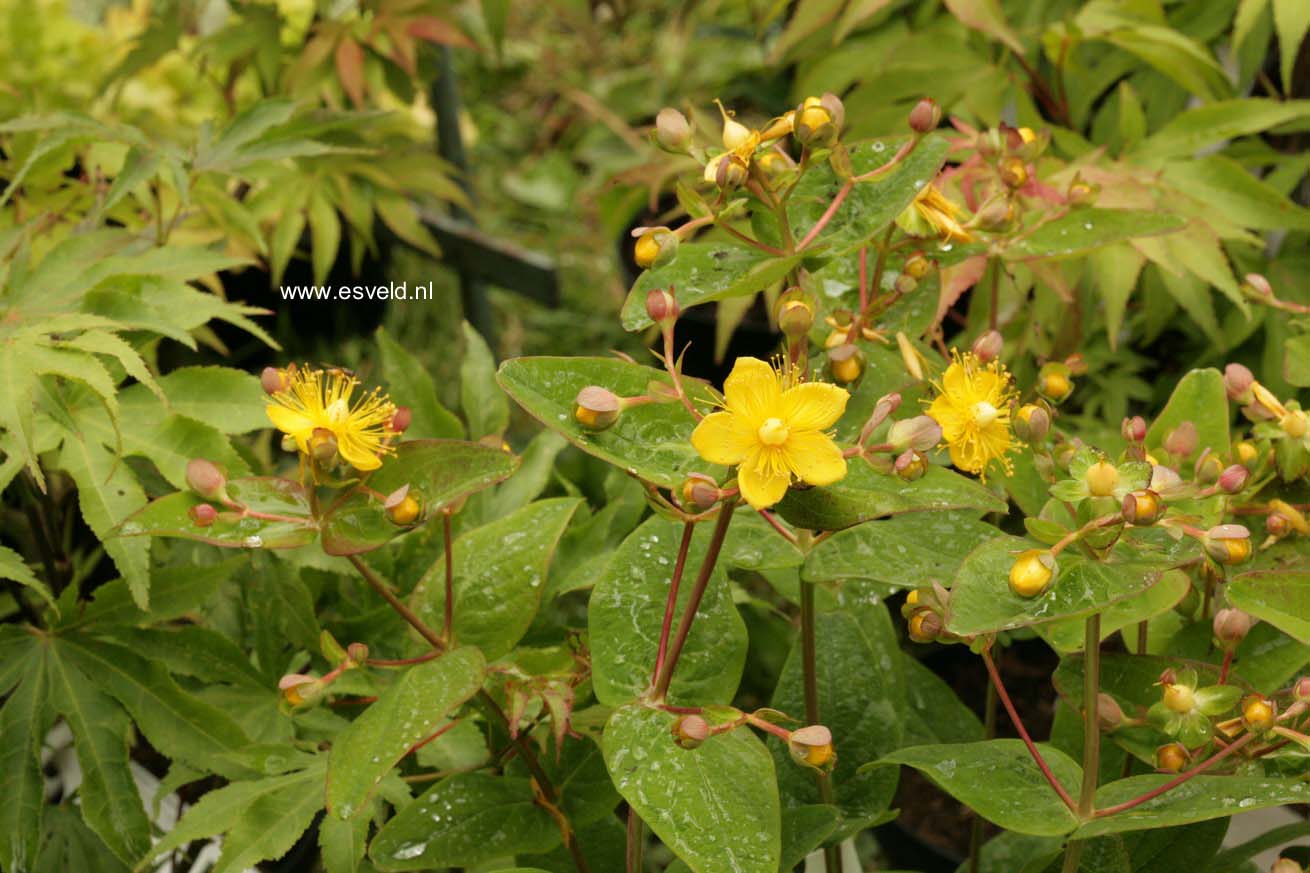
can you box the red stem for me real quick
[443,512,454,641]
[1093,733,1255,818]
[982,648,1079,813]
[796,180,853,251]
[651,522,696,688]
[1219,650,1233,684]
[368,651,441,667]
[858,245,870,312]
[757,508,798,544]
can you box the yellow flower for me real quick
[266,366,398,471]
[691,358,848,510]
[897,185,974,243]
[926,351,1016,479]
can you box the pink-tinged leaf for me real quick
[117,477,317,550]
[935,254,989,327]
[406,15,475,48]
[335,37,367,109]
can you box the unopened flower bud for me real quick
[645,288,680,326]
[1282,410,1309,439]
[1122,416,1147,443]
[828,344,865,385]
[672,714,710,749]
[185,458,227,500]
[1235,441,1259,468]
[971,330,1003,363]
[1204,524,1252,565]
[345,642,369,666]
[1121,489,1163,525]
[1067,177,1096,205]
[794,96,837,147]
[1014,404,1050,443]
[388,406,412,435]
[903,251,933,279]
[999,156,1028,188]
[777,297,814,338]
[1084,460,1119,498]
[973,197,1015,231]
[384,485,422,526]
[1213,608,1254,649]
[907,609,943,643]
[279,673,324,709]
[716,101,752,150]
[1271,858,1304,873]
[1038,363,1073,403]
[634,227,678,269]
[1164,421,1198,458]
[908,97,940,133]
[788,724,836,771]
[1242,272,1273,298]
[680,473,720,512]
[189,503,219,527]
[820,93,845,132]
[574,386,622,431]
[1267,513,1291,537]
[1194,449,1224,484]
[859,393,901,444]
[893,273,918,295]
[653,107,692,153]
[1242,694,1276,731]
[1224,363,1255,404]
[1163,681,1196,714]
[309,427,339,465]
[1155,742,1189,773]
[1009,549,1056,598]
[1293,677,1310,703]
[261,366,290,395]
[889,415,942,453]
[1063,353,1087,377]
[894,449,928,481]
[1218,464,1249,494]
[1096,693,1124,732]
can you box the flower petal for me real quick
[737,456,791,510]
[691,411,755,466]
[267,404,316,445]
[337,432,384,471]
[723,357,781,426]
[781,382,848,432]
[784,431,847,486]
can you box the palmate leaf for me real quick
[0,649,53,873]
[0,543,56,609]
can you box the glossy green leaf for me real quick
[413,498,580,658]
[901,653,985,747]
[1286,333,1310,387]
[1007,210,1185,260]
[369,773,559,870]
[603,704,780,873]
[460,321,510,438]
[802,510,997,592]
[1053,652,1220,713]
[120,477,316,550]
[377,327,464,439]
[1075,776,1310,837]
[1144,368,1230,458]
[945,536,1176,636]
[320,440,520,555]
[33,803,131,873]
[1226,571,1310,644]
[497,356,716,488]
[327,647,484,818]
[787,134,951,256]
[589,516,747,706]
[1038,570,1191,653]
[622,243,804,331]
[770,603,903,838]
[869,740,1082,836]
[780,806,841,872]
[775,462,1005,531]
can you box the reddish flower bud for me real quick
[1163,421,1198,458]
[908,97,941,133]
[185,458,227,500]
[788,724,835,771]
[645,289,680,326]
[907,609,942,643]
[672,714,710,749]
[1213,608,1254,649]
[345,642,370,665]
[1014,404,1050,443]
[889,415,942,453]
[261,366,290,395]
[1242,272,1273,297]
[1204,524,1252,565]
[1096,693,1124,732]
[388,406,412,434]
[1293,677,1310,703]
[893,449,928,481]
[189,503,219,527]
[680,473,721,512]
[1194,449,1224,484]
[1267,513,1291,538]
[574,386,622,431]
[653,107,692,153]
[1224,363,1255,404]
[858,393,902,445]
[971,329,1003,363]
[1218,464,1249,494]
[1121,489,1163,525]
[1121,416,1147,443]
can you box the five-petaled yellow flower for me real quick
[897,185,974,243]
[927,351,1016,479]
[691,358,848,510]
[266,366,398,471]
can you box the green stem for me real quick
[968,679,998,873]
[442,512,455,641]
[801,578,841,873]
[1062,613,1102,873]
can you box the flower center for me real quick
[971,401,999,427]
[757,417,790,446]
[326,398,350,425]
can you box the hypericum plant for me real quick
[35,92,1296,873]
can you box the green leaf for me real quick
[1088,245,1145,350]
[497,356,716,489]
[33,803,131,873]
[1037,570,1190,653]
[72,556,244,628]
[120,477,316,550]
[1226,571,1310,644]
[868,740,1082,836]
[413,498,580,658]
[460,321,510,439]
[945,536,1176,636]
[1007,210,1185,260]
[45,645,151,864]
[1163,155,1310,231]
[1144,368,1230,458]
[141,762,325,865]
[320,440,520,556]
[589,516,748,706]
[775,461,1006,531]
[622,243,804,331]
[901,653,985,746]
[320,810,369,873]
[780,806,841,872]
[369,773,560,870]
[1286,334,1310,387]
[943,0,1024,52]
[0,659,53,873]
[802,510,997,593]
[1075,776,1310,837]
[376,327,464,439]
[327,647,485,818]
[787,134,952,256]
[150,366,270,433]
[603,703,781,873]
[1274,0,1310,93]
[197,768,326,873]
[60,434,151,608]
[1133,98,1310,160]
[57,635,252,777]
[770,603,903,838]
[0,543,55,609]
